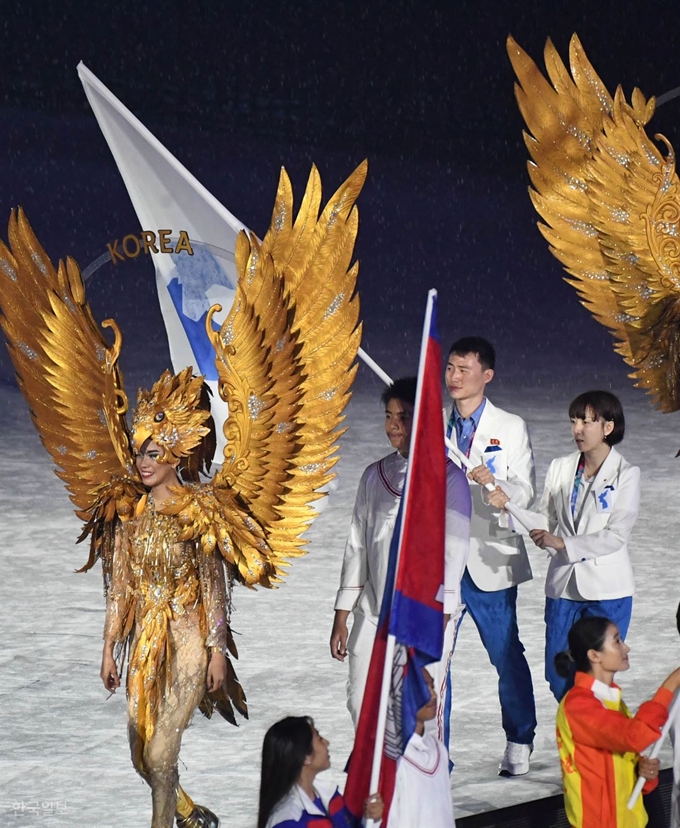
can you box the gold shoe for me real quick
[175,804,220,828]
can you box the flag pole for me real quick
[365,633,397,828]
[358,347,394,386]
[364,289,438,828]
[628,690,680,809]
[358,344,536,534]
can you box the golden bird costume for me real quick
[508,34,680,413]
[0,161,366,828]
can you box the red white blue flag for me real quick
[345,289,446,824]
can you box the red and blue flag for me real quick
[345,290,446,825]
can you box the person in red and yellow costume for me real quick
[555,616,680,828]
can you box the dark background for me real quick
[1,0,679,396]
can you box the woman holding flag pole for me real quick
[552,616,680,828]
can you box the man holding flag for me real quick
[341,291,469,827]
[330,376,470,744]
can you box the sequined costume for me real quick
[104,503,228,826]
[0,162,367,827]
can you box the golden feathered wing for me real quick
[162,162,366,586]
[508,34,680,411]
[0,209,144,568]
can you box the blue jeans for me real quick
[544,595,633,701]
[460,569,537,744]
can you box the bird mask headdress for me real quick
[131,367,212,465]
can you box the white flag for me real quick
[78,62,248,462]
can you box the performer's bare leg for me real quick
[128,615,208,828]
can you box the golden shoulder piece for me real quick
[509,34,680,412]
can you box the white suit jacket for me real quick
[446,399,535,591]
[508,448,640,600]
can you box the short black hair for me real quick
[381,376,417,408]
[568,390,625,446]
[448,337,495,371]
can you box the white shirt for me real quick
[335,451,470,619]
[389,732,456,827]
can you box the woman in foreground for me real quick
[555,616,680,828]
[0,167,367,827]
[258,717,383,828]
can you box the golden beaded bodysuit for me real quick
[106,499,228,826]
[0,162,366,827]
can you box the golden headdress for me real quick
[131,367,212,463]
[508,34,680,412]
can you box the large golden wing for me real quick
[194,163,365,585]
[0,209,144,565]
[509,34,680,411]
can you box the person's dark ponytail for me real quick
[554,649,574,679]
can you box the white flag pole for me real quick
[441,434,539,535]
[358,347,394,386]
[364,290,437,828]
[628,691,680,809]
[357,347,537,534]
[365,633,397,828]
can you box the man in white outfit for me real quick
[445,336,537,776]
[330,377,471,752]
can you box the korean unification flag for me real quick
[78,63,249,463]
[345,290,446,825]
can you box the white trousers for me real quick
[346,607,463,742]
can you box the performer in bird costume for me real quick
[507,33,680,414]
[508,35,680,827]
[0,161,366,828]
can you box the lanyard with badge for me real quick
[570,454,595,527]
[570,454,585,517]
[447,410,477,459]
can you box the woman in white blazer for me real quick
[490,391,640,701]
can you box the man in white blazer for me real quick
[445,336,537,776]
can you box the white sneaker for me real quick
[498,741,533,776]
